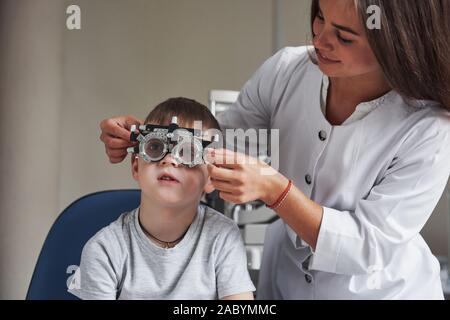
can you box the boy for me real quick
[68,97,255,300]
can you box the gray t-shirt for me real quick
[68,204,255,300]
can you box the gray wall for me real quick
[0,0,65,300]
[0,0,448,299]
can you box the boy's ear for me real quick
[203,175,215,194]
[131,155,139,181]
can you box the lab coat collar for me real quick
[321,75,398,125]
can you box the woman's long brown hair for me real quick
[310,0,450,110]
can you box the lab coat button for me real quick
[305,274,312,283]
[305,174,312,185]
[319,130,327,141]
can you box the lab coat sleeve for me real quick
[217,49,292,130]
[310,116,450,275]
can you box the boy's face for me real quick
[131,127,214,208]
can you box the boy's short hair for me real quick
[145,97,221,131]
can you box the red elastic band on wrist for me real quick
[267,179,292,209]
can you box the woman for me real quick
[100,0,450,299]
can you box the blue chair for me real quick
[26,189,141,300]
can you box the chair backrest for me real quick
[26,189,141,300]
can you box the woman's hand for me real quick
[206,148,289,205]
[99,115,142,163]
[207,148,323,249]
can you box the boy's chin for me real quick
[147,191,200,208]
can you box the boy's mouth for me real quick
[157,172,180,183]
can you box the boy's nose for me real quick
[159,153,179,167]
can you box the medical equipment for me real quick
[127,116,216,168]
[207,90,279,288]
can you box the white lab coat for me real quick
[216,46,450,299]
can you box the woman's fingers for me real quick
[99,115,142,164]
[105,146,128,159]
[218,191,245,204]
[207,164,236,182]
[100,115,142,141]
[205,149,267,204]
[100,118,128,141]
[109,156,127,164]
[100,132,136,149]
[210,178,236,193]
[123,115,143,130]
[206,148,251,168]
